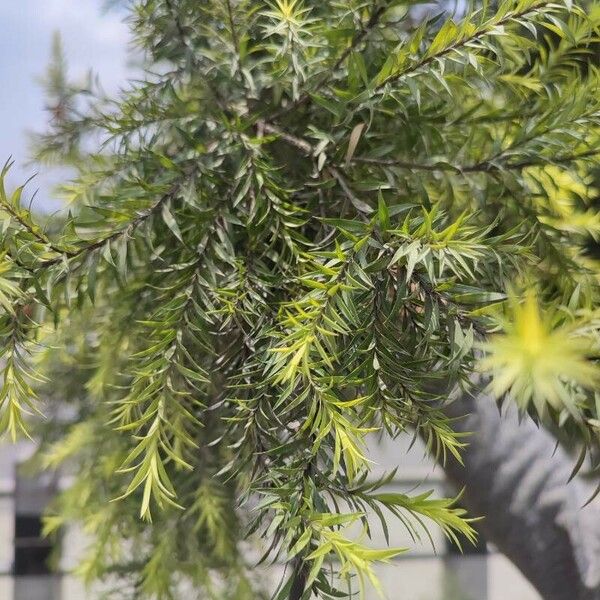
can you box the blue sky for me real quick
[0,0,131,210]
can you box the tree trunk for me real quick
[442,390,600,599]
[288,557,308,600]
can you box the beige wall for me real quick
[0,436,543,600]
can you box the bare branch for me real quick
[352,148,600,173]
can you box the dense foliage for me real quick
[2,0,600,597]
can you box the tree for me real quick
[1,0,600,598]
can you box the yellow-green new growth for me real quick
[481,292,600,417]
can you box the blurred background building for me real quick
[0,436,541,600]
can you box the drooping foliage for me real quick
[2,0,600,597]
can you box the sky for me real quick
[0,0,131,211]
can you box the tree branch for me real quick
[259,121,314,154]
[442,388,600,600]
[412,272,488,336]
[259,118,600,190]
[328,165,372,217]
[375,0,553,91]
[225,0,240,56]
[352,148,600,173]
[288,556,309,600]
[37,182,180,269]
[0,201,68,266]
[165,0,190,50]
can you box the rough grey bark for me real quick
[443,391,600,600]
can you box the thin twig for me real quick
[225,0,250,93]
[0,197,66,258]
[376,0,553,91]
[259,122,374,216]
[352,148,600,173]
[225,0,240,55]
[38,182,180,269]
[259,120,600,179]
[412,272,488,336]
[259,121,314,154]
[332,5,387,76]
[288,556,309,600]
[352,156,449,171]
[328,166,371,218]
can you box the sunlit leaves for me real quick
[0,255,44,441]
[306,526,405,597]
[261,0,317,97]
[372,0,564,91]
[111,269,208,520]
[0,309,44,441]
[262,0,314,39]
[346,472,477,549]
[481,292,600,417]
